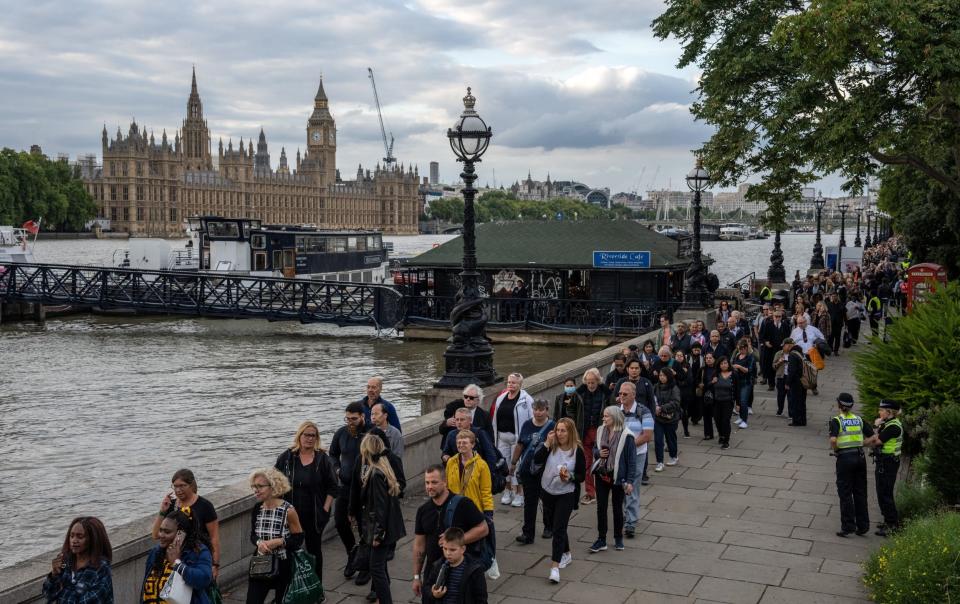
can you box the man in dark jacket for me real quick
[782,339,807,426]
[423,528,488,604]
[329,401,370,583]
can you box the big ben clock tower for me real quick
[305,77,337,187]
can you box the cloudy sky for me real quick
[0,0,839,195]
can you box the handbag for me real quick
[248,553,280,580]
[282,550,325,604]
[159,566,193,604]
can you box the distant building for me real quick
[429,161,439,185]
[82,69,420,236]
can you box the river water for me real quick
[0,228,848,567]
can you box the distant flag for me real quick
[22,220,40,235]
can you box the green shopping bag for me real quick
[282,550,324,604]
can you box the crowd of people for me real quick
[40,240,914,604]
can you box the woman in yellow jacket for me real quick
[445,429,495,513]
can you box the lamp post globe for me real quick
[854,205,863,247]
[810,191,826,271]
[680,156,711,310]
[436,87,497,388]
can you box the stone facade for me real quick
[85,69,420,236]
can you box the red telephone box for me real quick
[906,263,947,313]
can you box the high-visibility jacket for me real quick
[834,413,864,450]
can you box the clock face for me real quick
[311,131,321,142]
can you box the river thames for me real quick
[0,229,850,566]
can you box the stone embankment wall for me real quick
[0,332,652,603]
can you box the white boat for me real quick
[0,225,36,264]
[719,223,751,241]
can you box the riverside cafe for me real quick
[395,220,690,337]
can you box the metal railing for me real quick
[404,295,680,337]
[0,263,404,327]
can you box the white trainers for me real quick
[738,420,748,429]
[501,490,513,505]
[655,462,665,472]
[549,567,560,583]
[559,552,572,568]
[665,456,678,466]
[511,495,525,508]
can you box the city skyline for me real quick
[0,0,845,196]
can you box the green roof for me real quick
[406,220,689,270]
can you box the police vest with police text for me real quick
[834,413,864,450]
[880,418,903,457]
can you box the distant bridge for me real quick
[0,263,405,328]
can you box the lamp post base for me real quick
[435,346,499,389]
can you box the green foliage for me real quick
[862,512,960,603]
[853,282,960,421]
[426,190,633,224]
[0,148,97,231]
[894,478,943,525]
[652,0,960,228]
[926,405,960,505]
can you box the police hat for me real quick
[879,399,901,411]
[837,393,855,408]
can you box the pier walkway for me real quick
[224,350,880,603]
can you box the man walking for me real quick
[829,393,875,537]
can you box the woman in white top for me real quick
[491,372,534,507]
[532,417,585,585]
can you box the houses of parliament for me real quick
[83,69,420,236]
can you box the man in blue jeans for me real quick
[616,382,655,539]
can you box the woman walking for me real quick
[142,509,214,604]
[151,469,221,580]
[576,368,606,505]
[246,468,305,604]
[355,434,406,604]
[732,338,756,429]
[275,420,338,587]
[711,357,737,450]
[590,406,636,554]
[43,517,113,603]
[532,418,585,584]
[652,368,681,471]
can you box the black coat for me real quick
[440,400,493,443]
[423,556,488,604]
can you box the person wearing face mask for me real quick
[553,377,585,437]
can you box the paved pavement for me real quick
[225,348,882,604]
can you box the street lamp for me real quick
[435,87,497,388]
[865,209,873,248]
[837,203,849,271]
[854,205,863,247]
[680,156,711,309]
[810,191,827,271]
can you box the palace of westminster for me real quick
[82,69,420,236]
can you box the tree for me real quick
[652,0,960,227]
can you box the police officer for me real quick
[870,400,904,536]
[829,393,875,537]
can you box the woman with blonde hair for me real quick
[531,417,585,584]
[353,434,405,604]
[246,468,304,604]
[275,420,338,586]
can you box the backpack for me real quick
[444,495,494,571]
[800,356,818,390]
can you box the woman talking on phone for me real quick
[531,417,585,584]
[42,516,114,603]
[140,509,214,603]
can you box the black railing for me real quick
[0,263,404,327]
[404,295,680,337]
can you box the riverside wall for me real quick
[0,331,653,603]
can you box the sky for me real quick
[0,0,842,195]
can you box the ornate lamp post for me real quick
[854,205,863,247]
[810,191,827,271]
[680,156,711,309]
[435,87,497,388]
[837,203,849,271]
[865,209,873,248]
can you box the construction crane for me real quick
[367,68,396,168]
